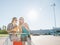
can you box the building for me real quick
[30,27,60,36]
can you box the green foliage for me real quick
[0,30,8,34]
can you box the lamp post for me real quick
[52,3,56,28]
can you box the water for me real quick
[0,35,60,45]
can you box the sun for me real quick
[27,9,38,21]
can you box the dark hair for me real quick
[12,17,17,23]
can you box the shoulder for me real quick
[8,23,12,26]
[7,23,13,30]
[7,23,13,29]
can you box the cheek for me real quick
[19,20,24,23]
[19,21,22,23]
[21,20,23,22]
[22,21,24,23]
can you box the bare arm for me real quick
[24,23,30,31]
[24,23,31,36]
[7,26,18,33]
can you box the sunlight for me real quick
[27,9,38,21]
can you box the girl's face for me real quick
[14,19,17,24]
[19,17,24,24]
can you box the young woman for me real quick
[19,17,31,45]
[7,17,18,41]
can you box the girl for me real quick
[19,17,31,45]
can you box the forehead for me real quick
[12,18,17,21]
[15,18,17,20]
[19,17,24,20]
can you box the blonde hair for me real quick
[19,17,24,32]
[19,17,24,20]
[19,17,24,25]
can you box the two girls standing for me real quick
[7,17,31,45]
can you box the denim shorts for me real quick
[9,34,19,41]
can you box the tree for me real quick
[2,25,6,30]
[0,28,1,30]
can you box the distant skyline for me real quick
[0,0,60,30]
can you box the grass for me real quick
[0,34,9,37]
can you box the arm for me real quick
[7,23,18,33]
[24,23,30,32]
[7,27,17,33]
[24,23,31,37]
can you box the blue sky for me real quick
[0,0,60,30]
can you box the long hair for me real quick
[19,17,24,26]
[12,17,17,23]
[19,17,24,32]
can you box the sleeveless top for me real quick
[21,26,30,38]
